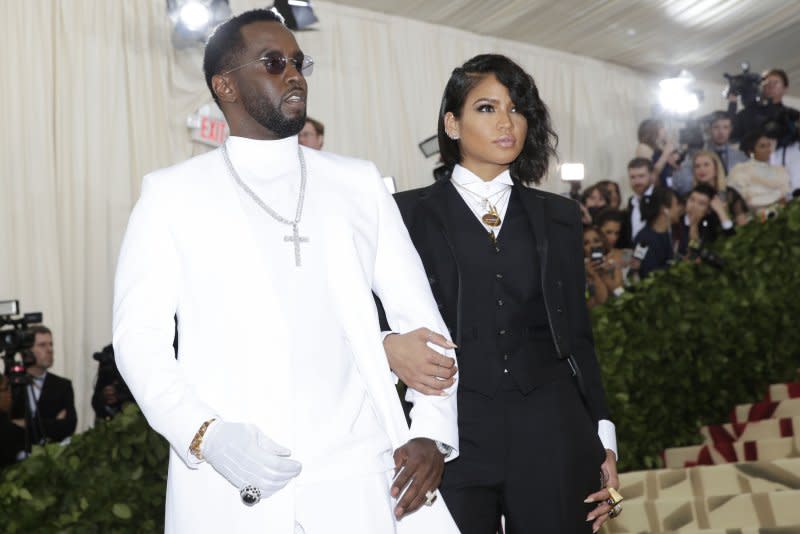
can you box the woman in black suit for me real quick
[386,54,621,533]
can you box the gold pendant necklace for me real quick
[481,203,502,227]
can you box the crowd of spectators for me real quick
[577,67,799,309]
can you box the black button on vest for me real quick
[446,184,568,397]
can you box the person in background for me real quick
[728,131,790,218]
[671,111,749,195]
[10,326,77,448]
[691,150,749,226]
[583,226,623,307]
[581,184,609,223]
[622,157,656,248]
[635,119,679,188]
[596,209,632,285]
[631,187,681,279]
[677,183,735,257]
[0,373,26,467]
[298,116,324,149]
[596,180,622,210]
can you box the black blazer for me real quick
[11,372,78,444]
[394,180,611,422]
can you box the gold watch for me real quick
[189,418,216,460]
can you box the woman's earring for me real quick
[448,132,460,140]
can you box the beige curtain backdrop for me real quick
[3,0,793,430]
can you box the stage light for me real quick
[168,0,232,49]
[179,1,211,31]
[272,0,319,31]
[658,70,700,114]
[560,163,585,182]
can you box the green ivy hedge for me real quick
[594,201,800,471]
[0,404,168,533]
[1,203,798,529]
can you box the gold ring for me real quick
[606,487,624,506]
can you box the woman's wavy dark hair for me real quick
[640,186,676,226]
[437,54,558,185]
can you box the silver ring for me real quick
[240,484,262,506]
[424,490,437,506]
[608,503,622,518]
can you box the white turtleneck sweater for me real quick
[224,135,394,484]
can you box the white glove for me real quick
[201,421,302,499]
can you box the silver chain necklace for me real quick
[221,142,309,267]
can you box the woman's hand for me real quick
[584,450,621,532]
[384,328,457,396]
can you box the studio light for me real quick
[168,0,232,49]
[272,0,319,31]
[560,163,585,182]
[658,69,701,114]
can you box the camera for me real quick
[1,300,43,385]
[92,344,135,420]
[679,119,705,151]
[724,62,762,108]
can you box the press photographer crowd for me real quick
[1,64,798,469]
[1,303,133,467]
[576,66,799,309]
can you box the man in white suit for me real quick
[113,9,459,534]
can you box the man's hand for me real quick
[584,449,621,533]
[384,328,457,396]
[391,438,445,519]
[56,409,67,420]
[201,421,302,502]
[11,418,26,428]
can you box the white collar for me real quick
[224,135,301,181]
[451,164,513,190]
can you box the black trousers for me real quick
[440,373,606,534]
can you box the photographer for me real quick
[91,344,135,422]
[730,68,799,145]
[0,373,26,467]
[671,112,749,196]
[631,187,682,279]
[10,326,77,445]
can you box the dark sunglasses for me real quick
[223,52,314,77]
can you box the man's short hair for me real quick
[691,183,717,202]
[203,9,286,105]
[30,325,52,338]
[627,157,653,173]
[305,117,324,136]
[762,68,789,87]
[709,110,732,126]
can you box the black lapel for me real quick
[516,184,549,283]
[417,180,464,346]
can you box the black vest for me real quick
[446,186,569,397]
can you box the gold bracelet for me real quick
[189,418,216,460]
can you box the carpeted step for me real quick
[732,399,800,425]
[617,458,800,501]
[766,383,800,402]
[598,489,800,533]
[613,526,800,534]
[665,437,800,468]
[701,417,800,447]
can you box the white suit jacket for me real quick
[113,145,459,533]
